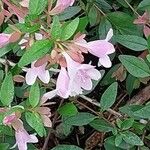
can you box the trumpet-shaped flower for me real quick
[3,113,38,150]
[15,128,38,150]
[50,0,75,15]
[25,62,50,85]
[0,33,11,48]
[63,52,101,95]
[75,29,115,68]
[42,52,101,100]
[42,67,70,100]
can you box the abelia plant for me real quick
[0,0,150,150]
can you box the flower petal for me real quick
[56,67,70,98]
[41,115,52,127]
[87,69,101,80]
[42,90,57,103]
[80,77,92,91]
[99,55,112,68]
[87,40,114,57]
[25,69,37,85]
[105,28,113,41]
[38,70,50,84]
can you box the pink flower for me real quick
[19,0,30,8]
[50,0,75,15]
[0,33,11,48]
[14,129,38,150]
[42,67,70,100]
[25,61,50,85]
[3,113,38,150]
[3,113,17,125]
[63,52,101,96]
[42,53,101,100]
[134,12,150,37]
[75,29,115,68]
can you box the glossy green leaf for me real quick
[58,103,78,117]
[138,0,150,10]
[0,73,14,106]
[133,104,150,119]
[29,0,47,15]
[64,112,96,126]
[119,55,150,78]
[115,35,148,51]
[18,40,52,67]
[29,82,40,107]
[121,118,134,130]
[51,16,61,39]
[99,17,112,39]
[61,18,79,40]
[89,118,114,132]
[25,112,46,137]
[115,134,123,147]
[122,131,143,146]
[100,82,118,111]
[107,12,141,35]
[59,6,81,21]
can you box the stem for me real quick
[79,95,123,118]
[94,4,106,16]
[123,0,139,16]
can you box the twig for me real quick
[79,95,123,118]
[123,0,139,16]
[42,99,64,150]
[127,84,150,105]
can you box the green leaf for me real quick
[126,74,140,95]
[119,55,150,78]
[0,43,15,57]
[100,82,118,111]
[51,145,83,150]
[0,73,14,106]
[51,16,62,40]
[29,82,40,107]
[107,12,141,35]
[119,105,144,119]
[88,5,98,26]
[59,6,81,21]
[16,23,40,33]
[89,118,114,132]
[138,0,150,11]
[58,103,78,117]
[29,0,47,15]
[104,136,133,150]
[61,18,79,40]
[121,118,134,130]
[122,131,144,146]
[25,112,46,137]
[115,134,123,147]
[18,40,52,67]
[64,112,96,126]
[99,17,112,39]
[115,35,148,51]
[133,104,150,119]
[0,143,9,150]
